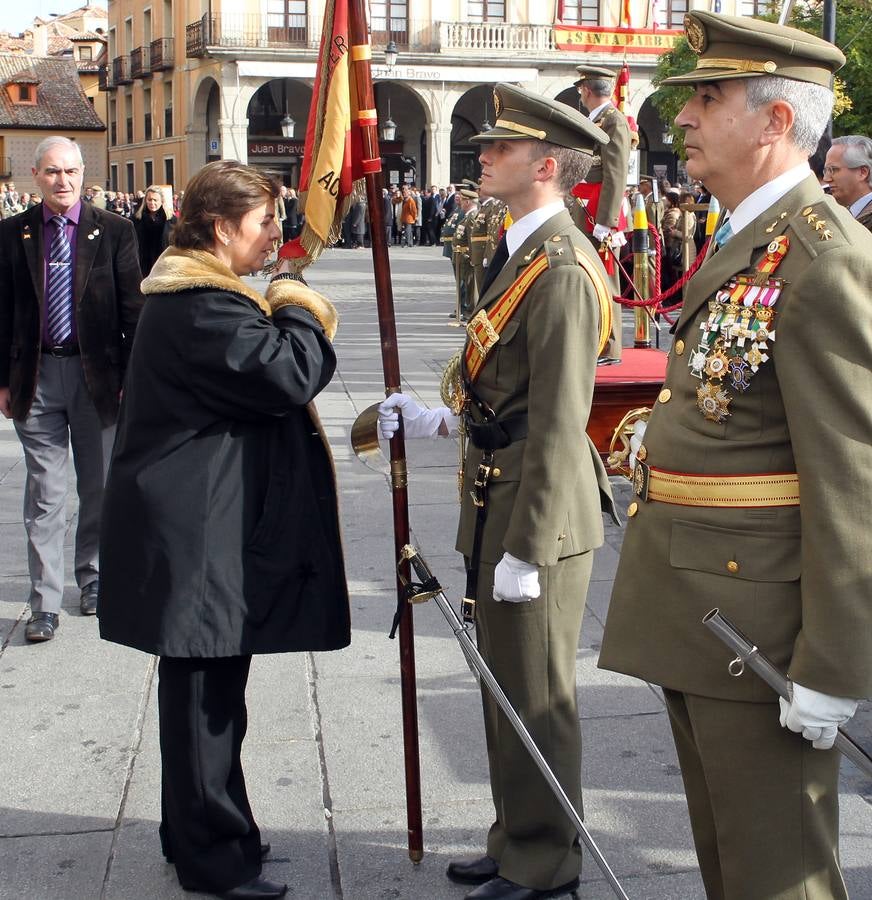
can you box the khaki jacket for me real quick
[456,209,615,566]
[600,176,872,701]
[587,104,631,229]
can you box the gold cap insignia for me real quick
[493,89,502,118]
[763,60,777,73]
[685,15,706,54]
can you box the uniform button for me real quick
[726,560,740,574]
[658,388,672,403]
[637,445,647,461]
[492,467,501,478]
[627,502,638,517]
[558,532,566,540]
[674,339,685,355]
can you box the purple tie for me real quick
[46,215,73,344]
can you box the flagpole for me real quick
[346,0,424,863]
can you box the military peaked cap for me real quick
[573,65,617,87]
[470,83,609,155]
[663,11,845,88]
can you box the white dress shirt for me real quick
[717,162,811,237]
[505,201,566,259]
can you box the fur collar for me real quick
[142,247,273,315]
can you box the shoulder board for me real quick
[544,233,576,268]
[788,200,851,259]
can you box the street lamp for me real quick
[481,101,493,133]
[281,114,296,138]
[384,40,398,68]
[662,130,674,145]
[381,96,397,141]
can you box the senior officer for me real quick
[574,65,632,365]
[379,84,615,900]
[824,135,872,232]
[599,12,872,900]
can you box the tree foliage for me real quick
[649,1,872,155]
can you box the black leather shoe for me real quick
[596,356,621,366]
[465,875,580,899]
[80,581,99,616]
[447,854,499,884]
[217,876,287,899]
[25,612,59,642]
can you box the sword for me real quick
[703,608,872,779]
[398,545,631,900]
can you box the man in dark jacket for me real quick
[0,135,143,642]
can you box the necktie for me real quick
[714,219,733,249]
[46,215,73,344]
[480,235,509,296]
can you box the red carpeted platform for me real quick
[587,348,668,467]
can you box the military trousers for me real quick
[664,689,846,900]
[475,551,593,891]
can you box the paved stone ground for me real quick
[0,244,869,900]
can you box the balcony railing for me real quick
[130,45,152,78]
[0,157,11,178]
[439,21,555,53]
[150,37,175,71]
[112,55,132,85]
[98,64,115,91]
[186,13,317,55]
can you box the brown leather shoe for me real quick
[447,854,499,884]
[80,581,99,616]
[25,612,59,642]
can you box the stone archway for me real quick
[245,79,313,187]
[638,94,679,184]
[450,84,498,185]
[188,76,220,175]
[373,81,430,186]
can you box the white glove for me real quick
[628,419,647,471]
[778,681,858,750]
[377,393,458,440]
[610,230,628,249]
[493,552,540,603]
[592,223,612,242]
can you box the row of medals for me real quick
[688,275,783,423]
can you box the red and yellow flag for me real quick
[611,60,640,148]
[279,0,366,267]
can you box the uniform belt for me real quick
[465,413,528,452]
[41,343,80,358]
[633,463,799,507]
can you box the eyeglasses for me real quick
[823,166,843,177]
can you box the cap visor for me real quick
[469,126,537,144]
[661,68,767,86]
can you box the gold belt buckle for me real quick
[460,597,476,623]
[471,455,494,508]
[467,310,500,359]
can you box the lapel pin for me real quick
[22,225,31,240]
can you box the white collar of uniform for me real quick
[506,200,566,258]
[588,100,611,122]
[718,162,811,237]
[849,190,872,219]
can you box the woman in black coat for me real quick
[132,186,175,275]
[99,160,349,900]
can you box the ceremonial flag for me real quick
[620,0,633,28]
[612,60,640,149]
[279,0,366,267]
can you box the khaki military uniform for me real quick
[456,208,615,890]
[586,103,631,359]
[441,207,462,260]
[454,205,478,314]
[600,176,872,899]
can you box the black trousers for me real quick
[158,655,262,892]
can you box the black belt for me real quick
[41,343,80,357]
[465,412,528,451]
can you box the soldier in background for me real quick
[575,65,631,365]
[453,187,480,319]
[441,192,466,320]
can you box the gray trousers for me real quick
[14,355,114,614]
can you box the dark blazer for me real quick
[0,202,144,425]
[98,273,350,657]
